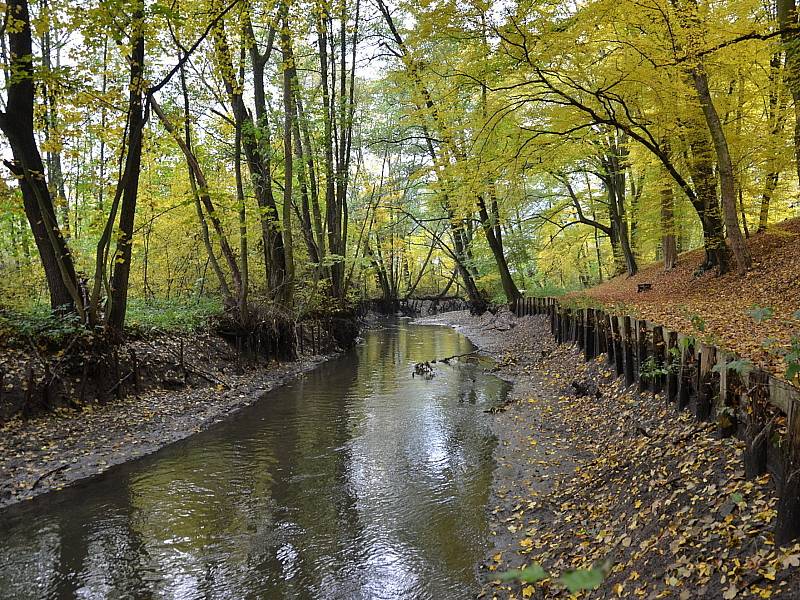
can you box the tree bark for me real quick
[691,67,751,274]
[477,194,521,301]
[0,0,79,313]
[106,1,146,335]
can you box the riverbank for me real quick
[419,310,800,599]
[0,343,336,509]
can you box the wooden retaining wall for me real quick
[510,297,800,545]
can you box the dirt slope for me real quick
[573,218,800,378]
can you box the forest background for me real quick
[1,0,799,343]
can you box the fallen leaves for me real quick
[453,309,800,599]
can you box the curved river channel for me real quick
[0,320,511,600]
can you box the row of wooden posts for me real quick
[510,296,800,545]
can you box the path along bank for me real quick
[420,310,800,599]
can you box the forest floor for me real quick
[570,217,800,379]
[0,337,334,509]
[422,309,800,599]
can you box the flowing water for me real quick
[0,320,510,600]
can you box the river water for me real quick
[0,320,510,599]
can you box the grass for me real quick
[0,295,224,347]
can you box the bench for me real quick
[637,283,653,293]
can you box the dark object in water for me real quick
[413,361,436,379]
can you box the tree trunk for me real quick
[660,175,678,271]
[477,194,521,301]
[106,2,146,336]
[0,0,79,313]
[280,13,295,306]
[226,12,287,300]
[692,67,751,274]
[777,0,800,188]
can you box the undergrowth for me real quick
[0,296,223,347]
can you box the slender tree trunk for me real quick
[106,2,146,335]
[661,174,678,271]
[0,0,79,313]
[235,123,249,322]
[477,194,521,301]
[225,12,287,300]
[280,12,295,306]
[777,0,800,188]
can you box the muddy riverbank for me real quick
[419,310,800,599]
[0,340,336,509]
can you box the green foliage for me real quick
[785,336,800,383]
[499,562,607,592]
[689,314,706,333]
[559,567,606,593]
[712,358,754,376]
[0,306,88,346]
[640,355,669,380]
[747,305,775,323]
[125,296,222,333]
[497,564,548,583]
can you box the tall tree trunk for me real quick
[759,51,786,233]
[0,0,79,313]
[150,95,242,300]
[280,11,295,306]
[228,12,287,300]
[660,174,678,270]
[176,60,232,301]
[777,0,800,188]
[477,194,521,301]
[106,1,146,335]
[692,67,751,274]
[235,123,249,323]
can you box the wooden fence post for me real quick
[612,317,624,376]
[603,312,614,365]
[623,316,635,387]
[652,326,665,394]
[696,344,717,421]
[743,370,771,478]
[638,320,648,392]
[777,382,800,544]
[585,309,596,361]
[666,331,679,404]
[678,338,695,410]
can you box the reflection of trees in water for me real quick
[0,322,508,600]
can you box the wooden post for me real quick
[613,316,624,376]
[604,312,614,365]
[777,381,800,545]
[585,309,596,361]
[651,326,665,394]
[696,344,716,421]
[637,320,648,392]
[623,316,635,386]
[666,331,679,404]
[577,308,585,351]
[677,339,695,410]
[743,370,771,479]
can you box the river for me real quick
[0,319,510,599]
